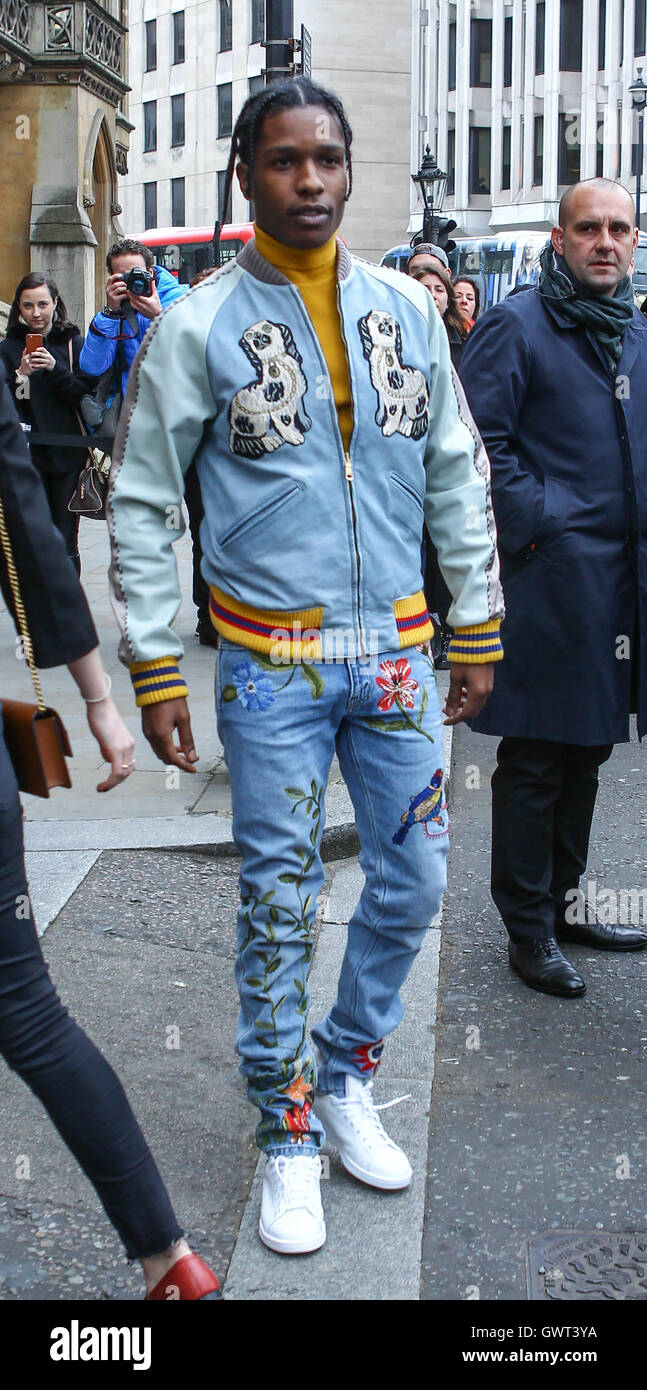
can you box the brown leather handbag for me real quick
[0,497,72,797]
[66,340,110,520]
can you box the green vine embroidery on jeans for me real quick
[361,683,435,744]
[239,779,324,1058]
[222,649,325,704]
[255,649,326,701]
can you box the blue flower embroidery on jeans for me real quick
[232,660,275,711]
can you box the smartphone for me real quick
[26,333,42,353]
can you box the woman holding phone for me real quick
[0,273,96,575]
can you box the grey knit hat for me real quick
[406,242,450,270]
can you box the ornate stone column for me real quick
[0,2,130,328]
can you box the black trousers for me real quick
[184,462,210,626]
[42,469,81,576]
[491,737,613,943]
[0,716,182,1259]
[423,538,452,626]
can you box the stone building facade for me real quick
[414,0,647,238]
[120,1,413,263]
[0,2,132,329]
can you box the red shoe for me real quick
[145,1253,222,1301]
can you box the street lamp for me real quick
[412,146,447,241]
[411,145,456,251]
[630,67,647,232]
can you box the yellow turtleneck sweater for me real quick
[254,223,353,453]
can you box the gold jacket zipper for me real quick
[284,282,365,656]
[343,451,365,657]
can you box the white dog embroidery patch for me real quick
[229,320,312,458]
[358,310,429,441]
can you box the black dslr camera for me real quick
[120,266,155,297]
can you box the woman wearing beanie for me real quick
[407,253,470,369]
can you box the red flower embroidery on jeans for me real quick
[375,658,418,712]
[282,1100,312,1133]
[281,1073,314,1134]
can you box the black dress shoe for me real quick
[555,911,647,951]
[508,937,586,997]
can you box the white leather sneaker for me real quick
[315,1076,412,1190]
[258,1152,326,1254]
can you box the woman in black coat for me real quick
[0,272,96,575]
[0,379,220,1300]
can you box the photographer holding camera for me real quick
[81,239,214,644]
[80,239,185,398]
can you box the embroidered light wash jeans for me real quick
[215,640,449,1155]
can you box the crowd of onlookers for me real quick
[0,242,177,575]
[405,241,480,370]
[0,240,220,646]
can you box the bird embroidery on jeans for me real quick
[392,768,445,845]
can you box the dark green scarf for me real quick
[538,242,635,378]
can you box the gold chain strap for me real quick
[0,496,46,711]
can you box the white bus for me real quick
[381,232,548,312]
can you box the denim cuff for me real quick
[263,1141,322,1158]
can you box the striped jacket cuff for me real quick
[130,657,189,706]
[447,621,503,664]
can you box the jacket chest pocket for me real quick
[218,480,304,551]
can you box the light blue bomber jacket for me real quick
[106,239,505,706]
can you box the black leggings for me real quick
[0,715,182,1259]
[42,469,81,575]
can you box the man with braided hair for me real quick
[107,79,504,1255]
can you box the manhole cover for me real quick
[526,1231,647,1300]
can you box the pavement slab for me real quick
[24,851,100,937]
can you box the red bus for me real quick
[135,223,254,284]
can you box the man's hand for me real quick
[128,282,162,319]
[141,697,199,772]
[443,664,495,726]
[105,273,130,312]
